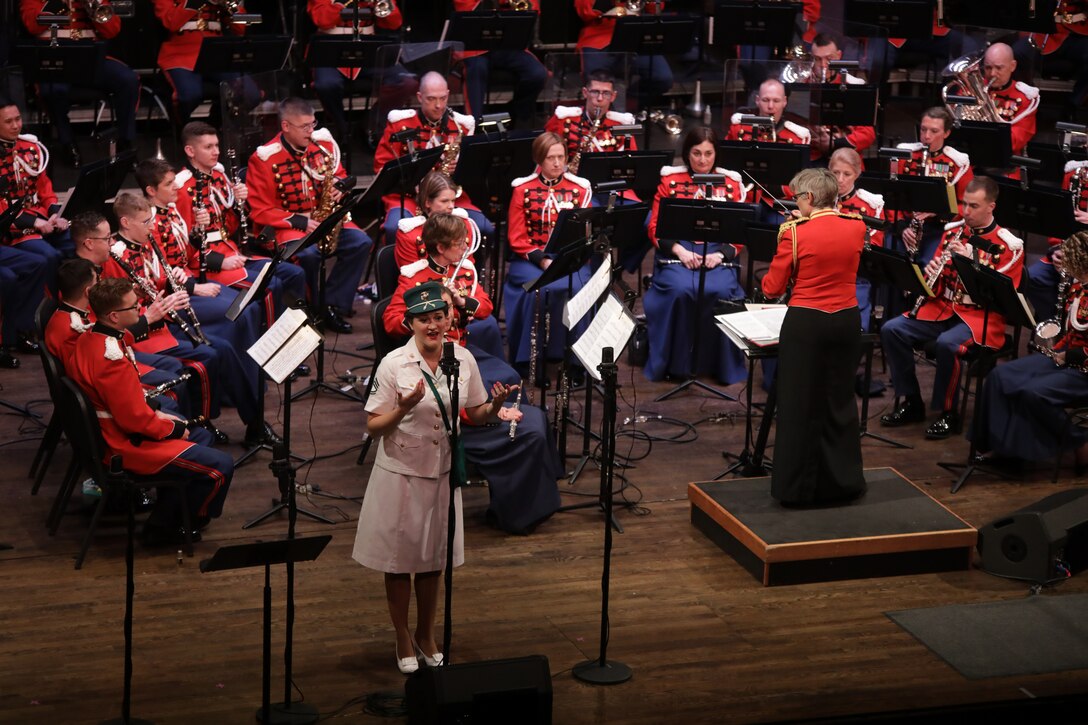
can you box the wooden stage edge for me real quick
[689,467,978,586]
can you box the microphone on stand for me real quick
[440,340,457,377]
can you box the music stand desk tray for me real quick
[689,468,976,586]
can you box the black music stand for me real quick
[945,0,1058,32]
[653,198,756,402]
[16,41,105,86]
[857,245,933,449]
[718,141,808,193]
[857,172,957,254]
[452,130,536,305]
[716,335,778,479]
[608,14,698,106]
[576,151,672,203]
[289,189,368,403]
[950,121,1013,170]
[307,35,392,130]
[711,2,801,48]
[742,221,778,298]
[61,150,137,219]
[992,179,1080,240]
[447,10,537,51]
[939,254,1037,493]
[200,536,331,725]
[807,86,879,128]
[843,0,934,38]
[1026,141,1088,185]
[353,145,444,222]
[193,36,293,75]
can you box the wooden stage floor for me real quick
[2,310,1087,724]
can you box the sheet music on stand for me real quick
[564,257,612,329]
[572,294,636,381]
[226,257,273,321]
[247,308,323,384]
[715,304,788,351]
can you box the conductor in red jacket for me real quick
[761,167,867,506]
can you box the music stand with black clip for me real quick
[652,196,756,402]
[575,150,672,204]
[938,250,1037,493]
[446,8,537,52]
[858,169,957,261]
[287,188,369,403]
[950,120,1014,172]
[201,536,331,725]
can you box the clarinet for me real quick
[508,382,523,439]
[527,290,540,405]
[144,371,192,400]
[109,249,204,346]
[194,173,209,284]
[146,231,211,345]
[226,146,250,243]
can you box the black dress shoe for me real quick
[244,421,284,448]
[322,306,352,334]
[207,424,229,445]
[142,523,202,547]
[925,411,960,440]
[0,350,18,369]
[16,334,39,353]
[295,362,311,377]
[880,396,925,427]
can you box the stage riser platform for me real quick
[689,468,977,586]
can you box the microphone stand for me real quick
[439,341,460,662]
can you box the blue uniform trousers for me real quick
[0,245,48,346]
[881,315,975,412]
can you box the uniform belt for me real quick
[321,26,374,35]
[96,410,113,419]
[206,230,223,243]
[180,20,221,32]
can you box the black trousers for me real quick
[771,306,866,505]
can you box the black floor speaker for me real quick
[405,654,552,725]
[978,489,1088,582]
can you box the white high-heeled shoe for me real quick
[396,644,419,675]
[414,642,444,668]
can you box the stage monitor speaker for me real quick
[405,654,552,725]
[977,489,1088,583]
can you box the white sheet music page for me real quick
[248,308,322,383]
[231,259,272,320]
[715,304,787,346]
[572,293,636,381]
[564,256,612,329]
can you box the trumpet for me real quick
[648,109,682,135]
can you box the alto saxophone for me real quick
[910,226,963,317]
[312,151,345,255]
[1035,270,1071,347]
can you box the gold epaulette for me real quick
[777,217,805,239]
[837,211,863,221]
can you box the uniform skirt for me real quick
[352,466,464,574]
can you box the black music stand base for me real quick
[939,459,1008,495]
[717,450,771,479]
[256,702,319,725]
[654,376,737,402]
[244,497,334,529]
[557,494,625,533]
[858,334,911,449]
[573,658,632,685]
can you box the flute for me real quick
[508,382,523,439]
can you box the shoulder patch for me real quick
[69,311,90,333]
[1015,81,1040,100]
[450,110,475,135]
[387,108,417,124]
[173,168,193,187]
[564,172,591,189]
[718,168,743,185]
[213,162,225,174]
[844,72,866,85]
[18,133,39,143]
[110,240,127,257]
[854,187,884,211]
[450,207,468,218]
[661,165,688,177]
[730,112,744,126]
[897,141,924,151]
[511,173,537,188]
[554,105,582,120]
[256,141,282,161]
[399,258,428,277]
[997,227,1024,251]
[944,219,965,232]
[783,120,810,142]
[397,215,426,233]
[606,110,636,125]
[943,145,970,166]
[104,336,123,361]
[1065,159,1088,174]
[311,128,334,145]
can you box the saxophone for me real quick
[1035,271,1071,347]
[569,108,603,175]
[910,226,963,317]
[438,120,463,176]
[312,151,344,255]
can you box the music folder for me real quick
[446,10,537,51]
[193,36,292,75]
[952,255,1037,330]
[718,141,809,190]
[950,121,1013,171]
[857,173,958,217]
[992,178,1080,241]
[859,245,932,298]
[711,2,801,48]
[806,85,879,128]
[248,307,322,384]
[843,0,933,38]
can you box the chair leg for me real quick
[30,416,64,495]
[48,457,81,534]
[75,487,113,570]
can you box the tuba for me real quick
[780,45,814,84]
[941,54,1002,123]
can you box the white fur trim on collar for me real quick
[450,110,475,135]
[661,165,688,176]
[606,110,635,125]
[554,105,582,120]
